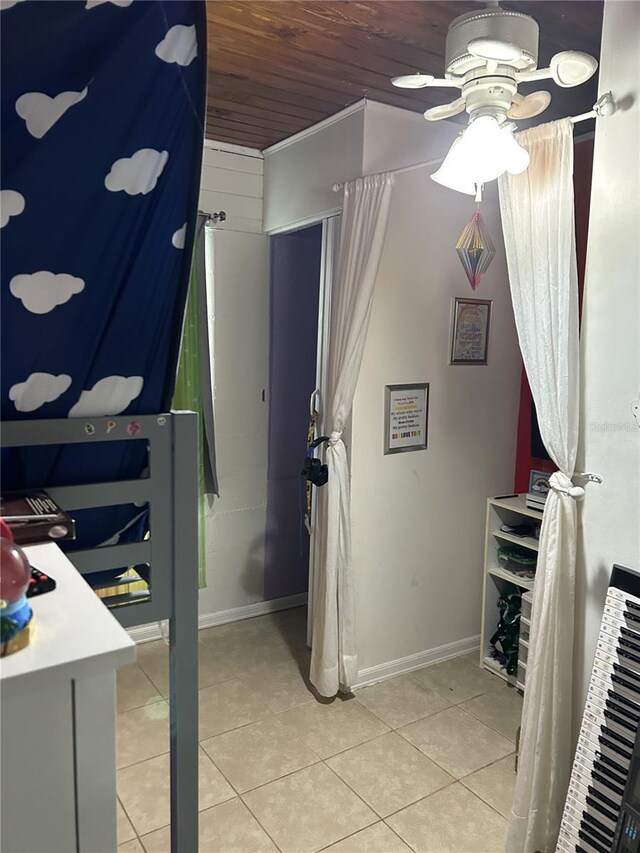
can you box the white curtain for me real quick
[499,119,580,853]
[310,173,394,697]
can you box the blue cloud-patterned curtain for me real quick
[1,0,206,566]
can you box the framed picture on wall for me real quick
[384,383,429,455]
[449,297,492,365]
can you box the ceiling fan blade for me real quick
[507,90,552,119]
[423,98,466,121]
[391,74,434,89]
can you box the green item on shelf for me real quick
[490,585,521,676]
[497,545,537,577]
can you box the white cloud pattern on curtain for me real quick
[10,373,72,413]
[155,24,197,67]
[310,173,394,698]
[0,190,25,227]
[105,149,169,195]
[85,0,133,8]
[16,88,88,139]
[498,119,580,853]
[10,271,84,314]
[68,376,144,418]
[172,223,186,249]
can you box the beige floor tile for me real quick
[243,763,376,853]
[398,706,513,778]
[387,782,507,853]
[412,654,504,704]
[462,755,517,818]
[355,674,452,728]
[327,732,453,818]
[117,664,163,713]
[117,701,170,769]
[119,840,145,852]
[199,679,271,739]
[135,647,170,696]
[263,607,309,646]
[279,697,389,759]
[240,659,315,712]
[323,822,412,852]
[141,798,278,853]
[118,748,234,836]
[202,716,318,793]
[117,799,136,844]
[232,635,308,680]
[460,686,523,742]
[232,606,307,642]
[198,640,249,689]
[137,641,239,697]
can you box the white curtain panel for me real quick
[310,173,394,697]
[499,119,580,853]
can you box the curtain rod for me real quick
[331,92,615,193]
[199,210,226,224]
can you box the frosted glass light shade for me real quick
[430,115,530,194]
[430,136,478,195]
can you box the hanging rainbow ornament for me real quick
[455,208,495,291]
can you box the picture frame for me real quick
[449,297,492,365]
[384,383,429,455]
[528,469,551,497]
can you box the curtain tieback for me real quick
[329,430,343,446]
[549,471,585,501]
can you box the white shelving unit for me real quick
[479,495,542,690]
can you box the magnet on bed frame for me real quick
[84,423,95,435]
[127,421,141,436]
[106,420,117,433]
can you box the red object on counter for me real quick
[0,537,31,604]
[0,519,14,541]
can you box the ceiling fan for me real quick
[391,2,598,124]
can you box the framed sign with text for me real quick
[450,297,492,365]
[384,383,429,455]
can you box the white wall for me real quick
[362,101,458,174]
[574,0,640,705]
[263,102,365,234]
[350,175,521,675]
[199,141,263,234]
[197,142,270,617]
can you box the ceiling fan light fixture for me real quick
[430,136,479,196]
[502,129,530,175]
[462,115,513,183]
[431,115,530,194]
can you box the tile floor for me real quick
[116,607,522,853]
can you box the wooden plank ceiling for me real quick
[206,1,604,150]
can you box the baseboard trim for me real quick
[352,635,481,690]
[127,593,308,644]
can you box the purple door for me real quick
[264,224,322,600]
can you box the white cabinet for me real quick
[0,543,135,853]
[479,495,541,689]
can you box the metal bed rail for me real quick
[1,411,199,853]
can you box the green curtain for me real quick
[173,232,208,589]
